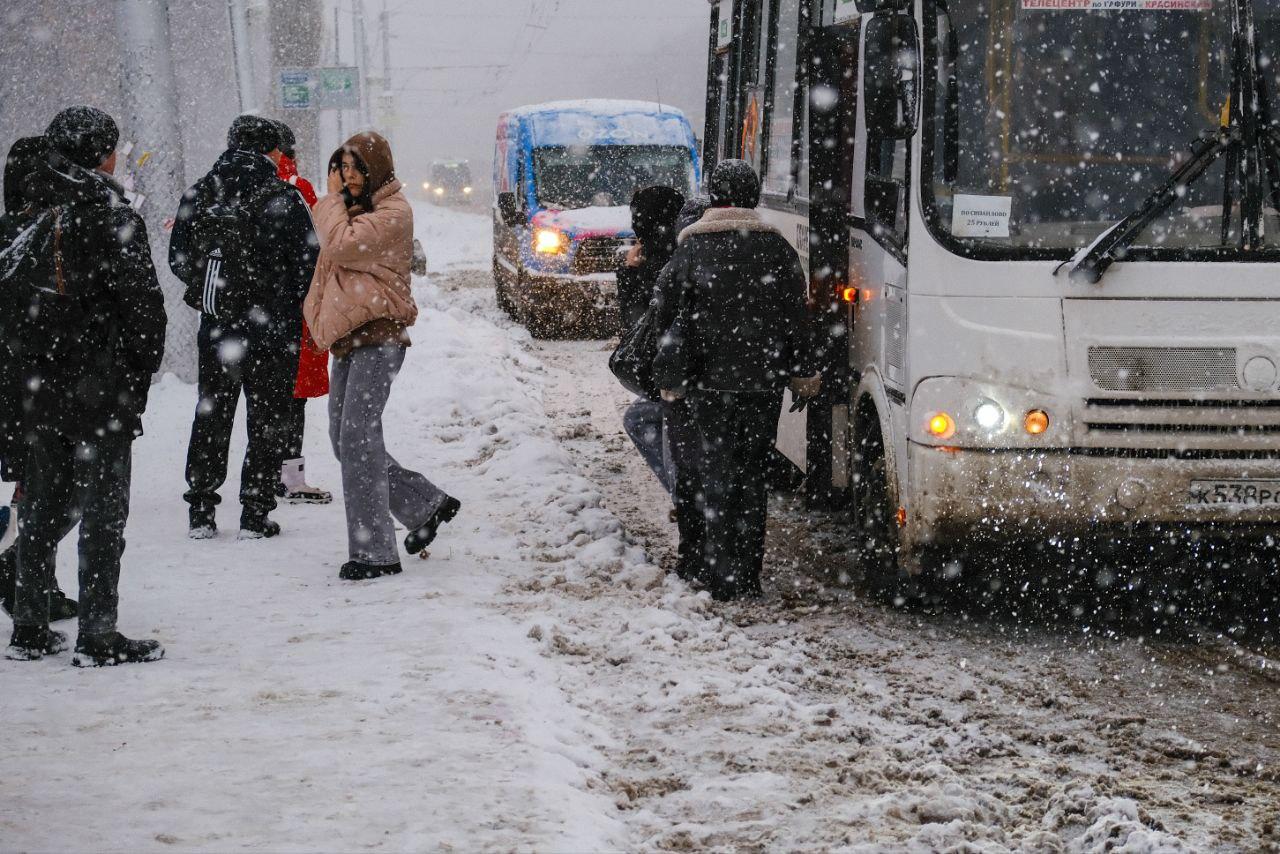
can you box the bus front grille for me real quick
[572,238,629,275]
[1087,346,1238,392]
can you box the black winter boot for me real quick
[5,626,69,661]
[0,549,77,620]
[189,508,217,540]
[72,632,164,667]
[404,497,462,555]
[339,561,403,581]
[238,514,281,540]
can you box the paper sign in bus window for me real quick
[952,194,1012,238]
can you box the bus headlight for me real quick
[533,228,569,255]
[973,399,1006,431]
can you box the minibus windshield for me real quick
[533,145,694,210]
[923,0,1280,260]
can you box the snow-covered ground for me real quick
[2,203,1277,852]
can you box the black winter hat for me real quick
[273,120,297,159]
[675,194,712,235]
[630,185,685,248]
[45,106,119,170]
[227,114,280,155]
[708,159,760,209]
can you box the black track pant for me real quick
[13,432,132,637]
[283,397,306,462]
[663,397,704,577]
[690,389,783,599]
[184,315,296,521]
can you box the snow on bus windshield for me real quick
[533,145,694,210]
[925,0,1280,256]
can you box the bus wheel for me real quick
[852,419,903,596]
[493,257,516,317]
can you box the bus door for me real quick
[850,4,914,408]
[807,16,860,500]
[704,1,740,173]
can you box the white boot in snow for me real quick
[279,458,333,505]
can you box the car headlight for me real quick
[463,186,473,194]
[422,181,430,190]
[533,228,569,255]
[973,399,1006,431]
[433,187,444,196]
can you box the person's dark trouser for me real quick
[284,396,306,462]
[623,397,672,495]
[13,432,133,636]
[184,315,296,521]
[690,389,782,598]
[663,397,704,576]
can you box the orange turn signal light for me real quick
[1024,409,1049,435]
[840,286,858,303]
[927,412,956,439]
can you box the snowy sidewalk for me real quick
[0,207,628,851]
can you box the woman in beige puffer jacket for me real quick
[305,131,461,580]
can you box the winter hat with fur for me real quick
[227,114,280,155]
[45,106,118,170]
[708,158,760,209]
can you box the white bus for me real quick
[705,0,1280,581]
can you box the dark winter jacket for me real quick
[653,207,811,394]
[10,150,167,442]
[168,148,318,331]
[616,186,685,330]
[3,137,47,216]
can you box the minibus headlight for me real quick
[533,228,569,255]
[973,399,1006,431]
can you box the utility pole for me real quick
[379,0,394,144]
[227,0,256,112]
[334,3,344,141]
[351,0,373,128]
[114,0,195,380]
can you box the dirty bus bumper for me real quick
[517,271,619,334]
[905,442,1280,550]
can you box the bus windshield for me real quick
[924,0,1280,259]
[533,145,694,210]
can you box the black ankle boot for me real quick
[238,515,281,540]
[404,497,462,555]
[72,632,164,667]
[339,560,403,581]
[5,626,69,661]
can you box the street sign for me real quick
[280,69,312,110]
[278,67,361,111]
[317,67,360,110]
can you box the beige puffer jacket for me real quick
[304,177,417,354]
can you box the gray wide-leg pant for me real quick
[329,343,448,566]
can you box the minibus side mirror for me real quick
[866,175,900,233]
[497,192,523,228]
[864,13,919,139]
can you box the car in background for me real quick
[492,99,700,338]
[422,160,474,204]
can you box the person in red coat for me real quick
[270,121,332,504]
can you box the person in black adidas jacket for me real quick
[653,159,820,601]
[169,115,319,540]
[5,106,168,665]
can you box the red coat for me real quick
[278,155,329,398]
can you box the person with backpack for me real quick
[169,115,319,540]
[305,132,460,581]
[3,106,167,665]
[269,120,332,506]
[0,134,79,624]
[653,160,820,601]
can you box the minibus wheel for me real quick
[852,417,903,594]
[493,256,516,317]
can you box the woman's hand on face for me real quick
[625,243,645,268]
[327,168,344,195]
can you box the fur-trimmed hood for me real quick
[677,206,781,244]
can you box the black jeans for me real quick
[663,397,704,576]
[13,432,133,636]
[690,389,783,598]
[284,396,306,461]
[184,315,296,521]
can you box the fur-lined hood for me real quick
[677,206,781,244]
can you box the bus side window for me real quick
[765,0,803,197]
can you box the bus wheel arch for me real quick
[850,390,905,592]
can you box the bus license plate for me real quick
[1188,480,1280,508]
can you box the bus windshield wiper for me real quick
[1065,0,1279,284]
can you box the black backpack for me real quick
[177,178,282,319]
